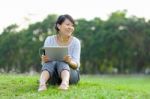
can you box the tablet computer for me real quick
[43,46,68,60]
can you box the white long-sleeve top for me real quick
[44,35,81,69]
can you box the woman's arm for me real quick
[64,38,81,69]
[64,55,78,69]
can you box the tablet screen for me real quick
[43,46,68,60]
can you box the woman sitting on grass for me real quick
[38,14,81,91]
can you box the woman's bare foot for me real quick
[58,81,69,90]
[38,84,47,92]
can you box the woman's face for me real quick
[57,19,74,37]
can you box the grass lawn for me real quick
[0,74,150,99]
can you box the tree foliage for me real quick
[0,12,150,74]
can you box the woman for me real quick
[38,14,81,91]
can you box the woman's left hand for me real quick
[63,55,72,63]
[64,55,78,69]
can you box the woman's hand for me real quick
[63,55,72,63]
[64,55,78,69]
[41,55,50,63]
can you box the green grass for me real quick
[0,74,150,99]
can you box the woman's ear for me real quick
[57,24,60,30]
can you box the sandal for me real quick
[58,81,69,90]
[38,84,47,92]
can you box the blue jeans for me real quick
[42,61,80,85]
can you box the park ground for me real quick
[0,74,150,99]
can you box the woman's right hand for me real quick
[41,55,50,63]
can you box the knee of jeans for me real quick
[42,62,56,76]
[58,61,70,69]
[42,62,50,67]
[57,62,71,77]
